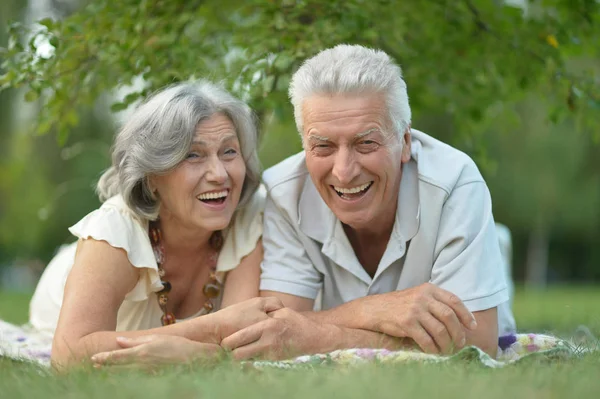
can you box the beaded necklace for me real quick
[149,220,224,326]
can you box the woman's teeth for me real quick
[198,190,228,201]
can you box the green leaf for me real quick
[110,102,129,112]
[24,90,39,102]
[49,36,59,49]
[38,18,55,30]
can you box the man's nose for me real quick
[331,149,359,185]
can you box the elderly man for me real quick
[222,44,515,360]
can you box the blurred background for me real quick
[0,0,598,320]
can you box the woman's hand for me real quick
[204,296,285,343]
[91,335,222,367]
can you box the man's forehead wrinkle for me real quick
[307,107,382,121]
[355,128,381,138]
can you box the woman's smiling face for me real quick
[151,113,246,232]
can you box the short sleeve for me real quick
[259,191,322,299]
[430,181,509,312]
[68,198,163,301]
[216,185,267,277]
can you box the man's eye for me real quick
[357,140,379,152]
[359,140,378,147]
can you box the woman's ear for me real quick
[146,177,158,199]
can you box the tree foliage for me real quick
[1,0,599,148]
[1,0,600,278]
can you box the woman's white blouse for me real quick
[29,186,266,334]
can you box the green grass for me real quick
[512,286,600,336]
[1,286,599,398]
[0,290,31,325]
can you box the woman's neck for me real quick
[156,211,213,259]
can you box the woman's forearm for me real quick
[51,314,219,368]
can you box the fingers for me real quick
[408,323,439,354]
[91,347,141,365]
[432,287,477,330]
[419,313,455,354]
[115,335,157,348]
[231,341,271,361]
[261,297,284,313]
[428,301,466,350]
[221,321,265,351]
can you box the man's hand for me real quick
[220,308,335,360]
[362,283,477,354]
[90,335,222,367]
[206,297,285,343]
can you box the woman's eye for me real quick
[186,153,199,159]
[224,148,238,155]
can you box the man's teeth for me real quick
[198,190,228,200]
[333,182,371,194]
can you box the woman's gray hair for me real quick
[97,81,261,221]
[289,44,411,140]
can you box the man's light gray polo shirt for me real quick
[260,129,515,334]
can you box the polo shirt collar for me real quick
[298,155,421,283]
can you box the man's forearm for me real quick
[317,324,410,353]
[301,297,373,329]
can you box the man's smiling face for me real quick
[302,92,411,231]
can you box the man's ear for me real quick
[401,125,412,163]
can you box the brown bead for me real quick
[203,301,214,312]
[203,283,221,298]
[210,232,224,251]
[158,293,168,306]
[150,227,159,245]
[158,281,172,293]
[161,312,176,326]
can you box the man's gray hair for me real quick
[97,81,261,221]
[289,44,411,139]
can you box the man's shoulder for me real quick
[263,151,309,192]
[412,129,485,195]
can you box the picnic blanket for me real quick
[1,319,596,369]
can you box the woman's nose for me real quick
[206,157,227,183]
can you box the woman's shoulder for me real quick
[101,195,145,221]
[67,195,162,301]
[233,185,266,227]
[73,195,147,229]
[68,195,151,261]
[216,185,266,274]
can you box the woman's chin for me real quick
[192,215,233,233]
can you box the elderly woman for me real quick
[28,81,281,367]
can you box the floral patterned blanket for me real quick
[1,319,596,369]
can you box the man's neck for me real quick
[342,206,396,278]
[343,219,394,246]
